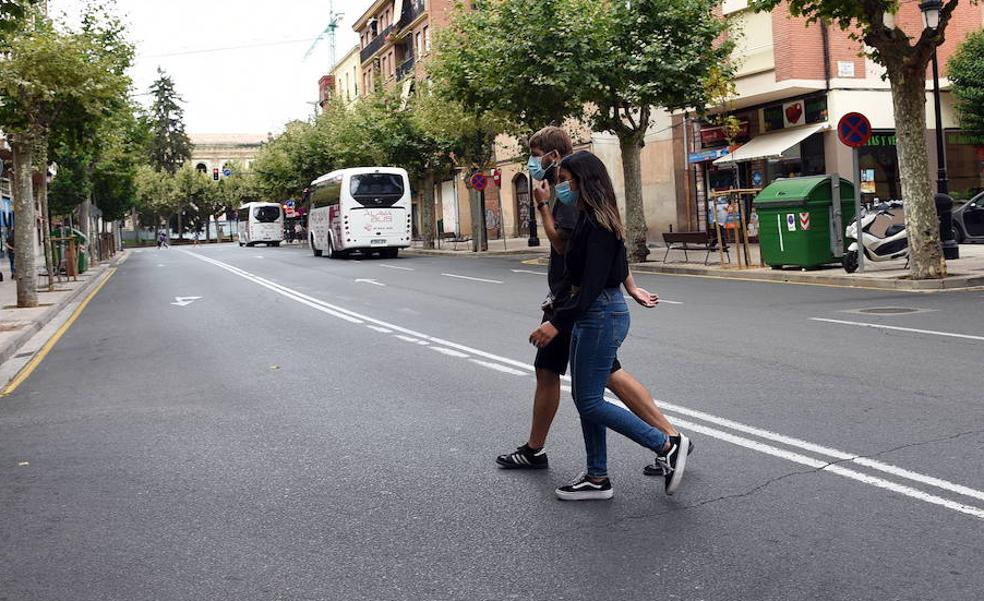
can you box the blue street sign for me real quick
[222,167,232,177]
[752,171,763,186]
[688,148,729,163]
[837,113,873,148]
[286,200,295,209]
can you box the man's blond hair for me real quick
[528,126,573,157]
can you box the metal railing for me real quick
[399,0,426,29]
[360,23,395,63]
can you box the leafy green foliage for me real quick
[134,165,177,226]
[0,0,37,43]
[148,69,192,175]
[949,29,984,131]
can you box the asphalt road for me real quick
[2,242,983,601]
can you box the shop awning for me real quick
[713,123,829,165]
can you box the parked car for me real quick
[952,191,984,244]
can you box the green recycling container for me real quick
[51,227,88,274]
[753,175,857,269]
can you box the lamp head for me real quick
[919,0,943,30]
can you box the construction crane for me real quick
[304,0,345,67]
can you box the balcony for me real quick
[396,55,416,81]
[360,23,395,64]
[399,0,426,29]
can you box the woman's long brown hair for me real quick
[559,151,625,240]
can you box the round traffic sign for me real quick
[470,172,488,192]
[838,112,873,149]
[222,167,233,177]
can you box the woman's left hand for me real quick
[628,286,660,308]
[529,322,559,348]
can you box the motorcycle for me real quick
[843,201,908,273]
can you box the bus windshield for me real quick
[350,174,404,207]
[253,206,281,223]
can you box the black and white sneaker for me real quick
[644,438,696,477]
[663,434,691,495]
[496,444,548,470]
[555,473,614,501]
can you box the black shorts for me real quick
[533,313,622,376]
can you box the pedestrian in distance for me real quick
[496,126,690,487]
[528,150,691,500]
[5,234,14,278]
[157,231,169,249]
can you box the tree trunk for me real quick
[420,171,436,249]
[10,138,38,308]
[469,186,482,252]
[619,133,650,262]
[889,68,946,279]
[79,196,92,262]
[176,208,183,245]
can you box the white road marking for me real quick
[355,278,386,287]
[469,359,528,376]
[367,325,393,334]
[379,264,414,271]
[255,255,264,259]
[171,296,203,307]
[441,273,503,284]
[430,347,469,358]
[811,317,984,342]
[511,269,548,276]
[395,335,420,343]
[185,251,984,519]
[158,264,166,267]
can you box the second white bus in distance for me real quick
[306,167,412,259]
[237,202,284,247]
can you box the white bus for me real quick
[237,202,284,247]
[306,167,412,259]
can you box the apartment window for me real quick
[415,32,421,55]
[424,26,430,52]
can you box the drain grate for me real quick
[856,307,922,315]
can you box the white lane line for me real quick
[355,278,386,287]
[441,273,503,284]
[395,335,420,343]
[469,359,528,376]
[431,347,469,358]
[811,317,984,342]
[379,264,414,271]
[367,325,393,334]
[185,252,984,518]
[511,269,548,276]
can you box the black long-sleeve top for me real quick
[549,212,628,334]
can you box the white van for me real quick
[237,202,284,247]
[306,167,412,259]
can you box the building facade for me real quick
[674,0,984,234]
[189,133,266,176]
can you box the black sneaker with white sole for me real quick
[555,473,614,501]
[663,434,691,495]
[644,438,696,477]
[496,444,548,469]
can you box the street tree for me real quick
[0,7,132,306]
[948,29,984,132]
[0,0,37,42]
[134,165,177,238]
[750,0,976,279]
[148,68,192,175]
[172,163,213,241]
[430,0,732,261]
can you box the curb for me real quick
[0,252,129,367]
[626,262,984,291]
[404,247,549,258]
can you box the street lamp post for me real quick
[920,0,960,259]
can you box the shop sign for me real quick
[946,132,984,146]
[688,147,730,163]
[866,133,897,147]
[764,95,828,132]
[700,122,750,146]
[783,100,806,127]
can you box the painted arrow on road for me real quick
[171,296,203,307]
[355,279,386,287]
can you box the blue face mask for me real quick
[555,181,578,206]
[527,154,555,181]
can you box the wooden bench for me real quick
[661,231,730,265]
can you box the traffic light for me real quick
[212,168,219,181]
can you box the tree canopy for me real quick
[148,68,192,175]
[948,29,984,131]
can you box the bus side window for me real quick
[237,207,249,221]
[311,178,342,208]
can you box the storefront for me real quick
[689,93,831,232]
[859,131,984,204]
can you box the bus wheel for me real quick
[311,235,322,257]
[272,242,281,247]
[327,236,336,259]
[382,248,399,259]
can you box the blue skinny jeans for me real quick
[570,288,668,478]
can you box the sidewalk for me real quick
[0,252,127,367]
[627,242,984,291]
[408,236,550,256]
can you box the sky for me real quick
[50,0,367,136]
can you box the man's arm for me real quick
[533,179,567,254]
